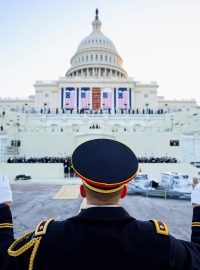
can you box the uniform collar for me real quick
[76,206,135,222]
[86,204,119,208]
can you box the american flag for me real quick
[65,89,75,109]
[81,90,90,109]
[103,88,112,109]
[118,89,127,109]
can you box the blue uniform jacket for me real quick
[0,205,200,270]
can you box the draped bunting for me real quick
[102,88,112,109]
[118,88,127,109]
[65,88,75,109]
[81,88,90,109]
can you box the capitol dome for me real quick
[66,10,128,79]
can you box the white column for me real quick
[112,88,114,110]
[90,88,92,109]
[132,88,135,109]
[101,88,103,108]
[74,88,76,110]
[126,87,129,110]
[79,88,81,109]
[116,88,119,110]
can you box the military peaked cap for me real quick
[72,139,138,193]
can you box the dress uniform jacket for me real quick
[0,204,200,270]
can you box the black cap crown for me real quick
[72,139,138,193]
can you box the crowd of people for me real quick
[89,124,101,129]
[7,155,177,164]
[7,156,77,178]
[39,107,168,115]
[7,155,177,179]
[7,156,68,163]
[136,156,177,163]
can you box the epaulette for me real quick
[192,222,200,227]
[35,218,54,236]
[150,219,169,236]
[8,218,54,270]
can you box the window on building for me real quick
[105,55,107,61]
[170,140,179,146]
[96,55,98,60]
[100,55,103,61]
[144,93,148,98]
[91,55,93,61]
[86,55,88,61]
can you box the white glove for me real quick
[0,173,12,204]
[191,183,200,205]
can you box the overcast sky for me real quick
[0,0,200,104]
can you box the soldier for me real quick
[0,139,200,270]
[63,159,69,178]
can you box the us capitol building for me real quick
[35,9,161,112]
[0,10,198,112]
[0,10,199,181]
[34,10,197,112]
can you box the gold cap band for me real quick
[83,181,124,194]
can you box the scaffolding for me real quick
[0,133,7,163]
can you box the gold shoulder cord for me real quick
[8,218,54,270]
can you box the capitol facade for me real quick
[0,10,199,179]
[32,10,197,113]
